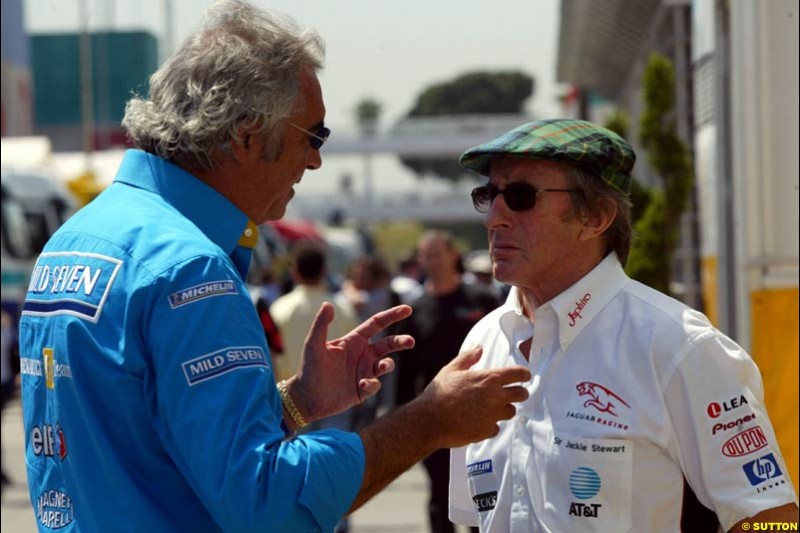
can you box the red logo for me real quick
[712,413,757,435]
[707,395,748,419]
[568,293,592,327]
[722,426,768,457]
[576,381,630,417]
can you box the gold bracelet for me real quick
[277,380,308,429]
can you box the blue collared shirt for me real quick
[20,150,364,532]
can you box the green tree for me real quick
[399,70,534,182]
[603,110,653,226]
[354,97,382,137]
[625,53,694,294]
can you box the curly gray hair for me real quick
[122,0,325,171]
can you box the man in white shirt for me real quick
[448,119,799,532]
[271,241,357,382]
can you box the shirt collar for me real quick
[496,253,629,351]
[113,150,258,254]
[549,252,629,350]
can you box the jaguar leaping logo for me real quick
[576,381,630,417]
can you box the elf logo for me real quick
[707,395,748,418]
[31,424,68,460]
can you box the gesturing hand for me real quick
[289,302,415,423]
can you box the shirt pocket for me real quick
[532,431,632,533]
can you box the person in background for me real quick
[270,241,358,532]
[17,2,531,531]
[397,229,501,533]
[337,255,403,427]
[270,241,357,383]
[390,252,425,305]
[448,118,798,532]
[462,250,507,301]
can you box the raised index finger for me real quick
[353,305,412,339]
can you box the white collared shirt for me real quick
[449,253,797,532]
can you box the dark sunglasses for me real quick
[289,122,331,150]
[471,182,581,213]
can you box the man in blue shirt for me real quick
[18,1,531,531]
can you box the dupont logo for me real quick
[742,453,782,486]
[722,426,768,458]
[707,394,748,418]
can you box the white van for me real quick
[1,168,75,328]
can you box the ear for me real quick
[230,126,259,165]
[578,198,617,242]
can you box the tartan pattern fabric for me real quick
[459,119,636,193]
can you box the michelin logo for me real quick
[23,252,123,322]
[168,280,238,309]
[182,346,269,386]
[467,460,493,477]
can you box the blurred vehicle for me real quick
[1,168,75,330]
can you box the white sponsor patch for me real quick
[23,252,123,322]
[182,346,269,386]
[168,280,238,309]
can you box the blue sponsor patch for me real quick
[22,252,123,322]
[467,459,493,477]
[182,346,269,386]
[168,279,238,309]
[743,453,783,486]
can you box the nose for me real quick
[484,193,512,230]
[307,146,322,170]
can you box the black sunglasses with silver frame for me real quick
[289,122,331,150]
[471,182,582,213]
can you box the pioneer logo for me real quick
[711,412,756,435]
[706,394,748,418]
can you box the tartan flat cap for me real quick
[460,119,635,193]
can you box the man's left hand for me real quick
[289,303,415,423]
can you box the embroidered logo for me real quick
[472,491,497,513]
[707,394,749,418]
[36,489,74,529]
[576,381,630,417]
[742,453,782,486]
[467,460,493,477]
[168,280,238,309]
[722,426,768,458]
[567,293,592,327]
[182,346,268,386]
[23,252,123,322]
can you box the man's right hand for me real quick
[415,346,531,449]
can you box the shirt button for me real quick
[244,228,254,237]
[518,415,528,424]
[516,486,525,496]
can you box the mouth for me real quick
[491,242,518,252]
